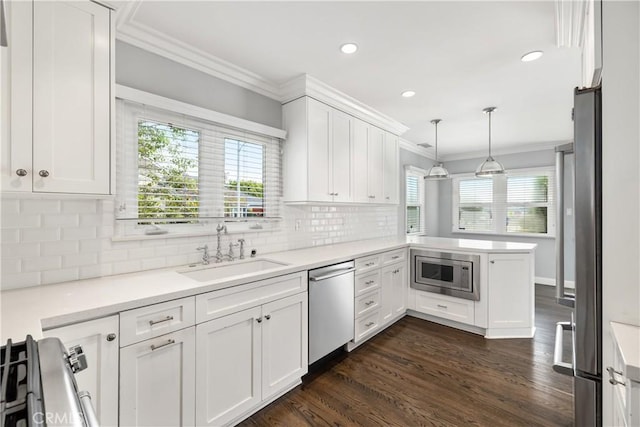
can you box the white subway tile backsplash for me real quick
[61,200,97,214]
[141,257,167,271]
[112,260,142,275]
[41,268,80,285]
[1,272,41,290]
[2,258,21,275]
[23,256,62,272]
[22,228,59,242]
[1,199,20,215]
[42,215,80,227]
[99,249,129,263]
[21,199,61,214]
[63,253,98,268]
[61,227,97,241]
[1,229,19,244]
[79,264,112,280]
[41,241,79,256]
[3,214,40,229]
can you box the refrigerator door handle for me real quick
[555,145,576,308]
[553,321,574,376]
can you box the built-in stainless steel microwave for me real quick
[410,249,480,301]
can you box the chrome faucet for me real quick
[227,242,239,261]
[196,245,210,265]
[238,239,245,260]
[215,223,227,263]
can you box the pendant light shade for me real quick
[425,119,450,180]
[475,107,506,177]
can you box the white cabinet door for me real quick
[120,328,196,427]
[367,126,384,202]
[44,316,119,427]
[32,1,111,194]
[391,262,407,317]
[487,253,534,332]
[383,132,399,204]
[351,119,370,203]
[1,0,32,192]
[262,293,308,400]
[195,307,262,427]
[379,264,395,326]
[307,98,332,202]
[331,110,352,202]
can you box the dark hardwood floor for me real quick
[240,285,574,427]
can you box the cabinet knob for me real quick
[490,260,495,264]
[256,317,263,323]
[265,314,271,320]
[106,333,116,342]
[38,170,50,178]
[15,169,27,177]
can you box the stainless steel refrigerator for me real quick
[554,86,602,426]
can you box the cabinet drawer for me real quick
[355,271,380,296]
[196,272,306,324]
[354,310,380,342]
[355,255,380,273]
[414,292,475,326]
[355,289,381,318]
[382,249,406,265]
[120,297,195,347]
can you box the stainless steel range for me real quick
[0,335,98,426]
[410,249,480,301]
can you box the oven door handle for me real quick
[552,321,574,376]
[78,390,100,427]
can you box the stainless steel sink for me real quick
[178,259,288,282]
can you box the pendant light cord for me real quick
[488,110,492,158]
[434,121,438,162]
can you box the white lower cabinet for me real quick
[44,316,119,427]
[195,292,308,426]
[119,327,196,427]
[380,262,407,325]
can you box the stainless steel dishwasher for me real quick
[308,260,355,364]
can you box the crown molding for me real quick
[399,138,435,160]
[115,4,282,100]
[281,74,410,136]
[439,140,571,162]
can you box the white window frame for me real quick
[451,166,556,238]
[405,165,426,235]
[114,88,285,239]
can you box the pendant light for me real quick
[475,107,506,177]
[424,119,450,180]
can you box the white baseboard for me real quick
[535,276,575,289]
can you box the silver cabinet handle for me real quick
[364,300,375,306]
[490,260,495,264]
[365,322,375,327]
[365,280,374,285]
[334,193,338,196]
[552,322,574,376]
[265,314,271,320]
[38,170,49,178]
[149,315,174,326]
[106,333,116,342]
[256,317,263,323]
[309,267,356,282]
[606,367,626,386]
[437,304,447,309]
[15,169,27,177]
[385,196,390,200]
[365,262,375,267]
[391,255,400,259]
[150,339,175,351]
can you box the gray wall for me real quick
[432,149,575,282]
[398,148,438,236]
[115,41,282,128]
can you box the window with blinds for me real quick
[116,100,282,229]
[452,168,555,236]
[405,169,425,234]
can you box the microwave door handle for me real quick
[552,321,574,376]
[555,146,575,308]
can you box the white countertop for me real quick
[611,322,640,382]
[0,236,536,341]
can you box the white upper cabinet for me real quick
[2,0,112,194]
[282,96,398,204]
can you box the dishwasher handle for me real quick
[309,267,356,282]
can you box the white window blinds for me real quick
[452,168,555,236]
[405,169,425,234]
[116,100,282,223]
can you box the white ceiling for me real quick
[116,1,582,157]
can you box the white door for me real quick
[351,118,370,203]
[120,328,196,427]
[379,265,395,325]
[32,1,111,194]
[195,307,262,427]
[44,316,119,427]
[262,293,308,400]
[1,0,33,192]
[367,126,385,202]
[331,110,352,202]
[487,254,533,331]
[307,98,332,202]
[391,263,407,317]
[383,132,399,204]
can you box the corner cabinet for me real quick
[2,0,112,194]
[43,316,119,427]
[282,96,399,205]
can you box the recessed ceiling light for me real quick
[401,90,416,98]
[521,50,543,62]
[340,43,358,54]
